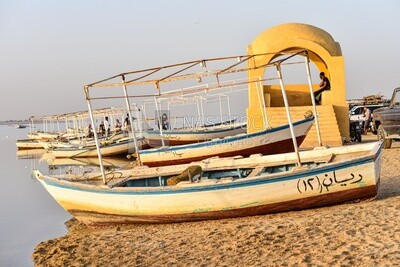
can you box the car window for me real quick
[354,108,363,115]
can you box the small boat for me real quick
[15,139,44,150]
[15,124,27,129]
[40,131,127,150]
[137,116,314,167]
[46,157,133,170]
[33,141,383,226]
[143,121,247,147]
[27,131,60,140]
[48,137,148,158]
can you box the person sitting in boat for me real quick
[115,119,122,132]
[124,113,131,131]
[313,72,331,105]
[87,123,94,138]
[99,121,106,136]
[160,113,170,130]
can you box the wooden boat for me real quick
[16,131,63,150]
[27,131,60,140]
[47,156,132,169]
[143,121,247,147]
[16,132,121,151]
[48,137,148,158]
[40,131,127,150]
[33,141,383,226]
[137,116,314,167]
[15,139,44,150]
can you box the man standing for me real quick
[363,107,371,135]
[104,116,110,136]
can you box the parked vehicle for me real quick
[349,120,363,142]
[373,87,400,148]
[349,104,388,134]
[349,105,387,121]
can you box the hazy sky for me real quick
[1,0,400,120]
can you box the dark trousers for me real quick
[314,88,330,103]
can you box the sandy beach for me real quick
[32,139,400,266]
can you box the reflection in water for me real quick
[16,148,46,159]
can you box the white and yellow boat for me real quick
[34,141,382,226]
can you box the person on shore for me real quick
[104,116,110,136]
[363,106,371,135]
[314,72,331,104]
[99,121,105,136]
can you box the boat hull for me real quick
[139,117,314,167]
[68,185,378,225]
[36,142,382,225]
[15,139,44,150]
[144,123,246,147]
[49,138,148,158]
[27,132,60,140]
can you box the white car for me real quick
[349,105,386,121]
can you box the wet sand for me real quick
[33,138,400,266]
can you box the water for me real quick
[0,126,70,267]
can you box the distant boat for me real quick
[137,116,314,167]
[48,137,149,158]
[33,141,383,226]
[14,124,27,129]
[144,120,247,147]
[27,131,60,140]
[41,131,126,150]
[47,157,132,170]
[15,139,44,150]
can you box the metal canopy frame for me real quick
[83,49,322,184]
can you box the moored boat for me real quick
[15,139,44,150]
[137,116,314,167]
[33,141,383,226]
[143,121,247,147]
[48,137,148,158]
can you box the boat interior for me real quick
[44,141,380,189]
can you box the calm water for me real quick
[0,125,70,266]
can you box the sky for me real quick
[1,0,400,121]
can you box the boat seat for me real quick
[218,177,235,183]
[246,166,265,178]
[176,179,218,187]
[313,153,334,163]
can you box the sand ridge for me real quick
[32,141,400,266]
